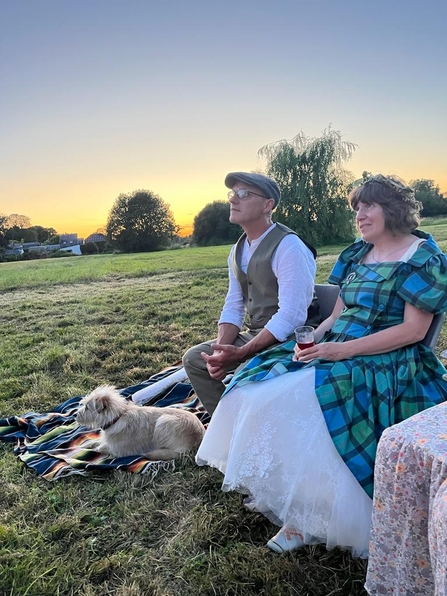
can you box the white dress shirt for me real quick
[218,223,316,341]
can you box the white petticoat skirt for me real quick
[196,367,372,558]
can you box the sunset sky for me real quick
[1,0,446,238]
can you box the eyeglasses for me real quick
[227,189,269,201]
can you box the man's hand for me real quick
[201,344,243,380]
[204,361,227,381]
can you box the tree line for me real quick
[193,129,447,247]
[2,128,447,257]
[0,214,58,249]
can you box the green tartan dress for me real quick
[223,231,447,497]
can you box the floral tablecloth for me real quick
[365,402,447,595]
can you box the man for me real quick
[183,171,318,415]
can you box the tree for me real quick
[410,179,447,217]
[5,225,31,243]
[31,226,57,243]
[192,201,241,246]
[258,127,357,246]
[6,214,32,228]
[5,225,56,244]
[0,214,8,247]
[81,241,107,255]
[17,227,38,243]
[106,189,179,253]
[47,234,60,245]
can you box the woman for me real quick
[196,174,447,558]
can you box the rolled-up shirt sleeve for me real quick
[218,247,246,329]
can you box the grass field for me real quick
[1,220,446,596]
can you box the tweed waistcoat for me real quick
[231,223,296,331]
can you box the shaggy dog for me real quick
[76,385,205,460]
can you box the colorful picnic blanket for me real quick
[0,366,210,480]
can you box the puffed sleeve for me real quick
[398,253,447,313]
[328,240,365,286]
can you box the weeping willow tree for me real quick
[258,127,357,246]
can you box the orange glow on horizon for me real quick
[177,224,194,237]
[4,165,447,242]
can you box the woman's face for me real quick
[355,201,386,242]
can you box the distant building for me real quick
[60,245,82,255]
[4,246,24,256]
[27,244,61,253]
[60,233,79,247]
[85,232,106,244]
[22,241,40,248]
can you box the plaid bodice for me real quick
[328,230,447,339]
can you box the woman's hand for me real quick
[293,341,351,363]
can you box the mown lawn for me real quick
[0,220,446,596]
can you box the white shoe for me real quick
[267,527,304,553]
[242,497,258,511]
[242,497,269,513]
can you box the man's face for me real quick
[228,182,272,226]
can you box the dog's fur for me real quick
[76,385,205,460]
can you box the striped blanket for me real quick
[0,366,210,480]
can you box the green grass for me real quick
[0,219,446,595]
[0,246,232,292]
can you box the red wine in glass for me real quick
[298,341,315,350]
[294,326,315,350]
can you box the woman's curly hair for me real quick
[349,174,422,235]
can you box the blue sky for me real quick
[1,0,446,236]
